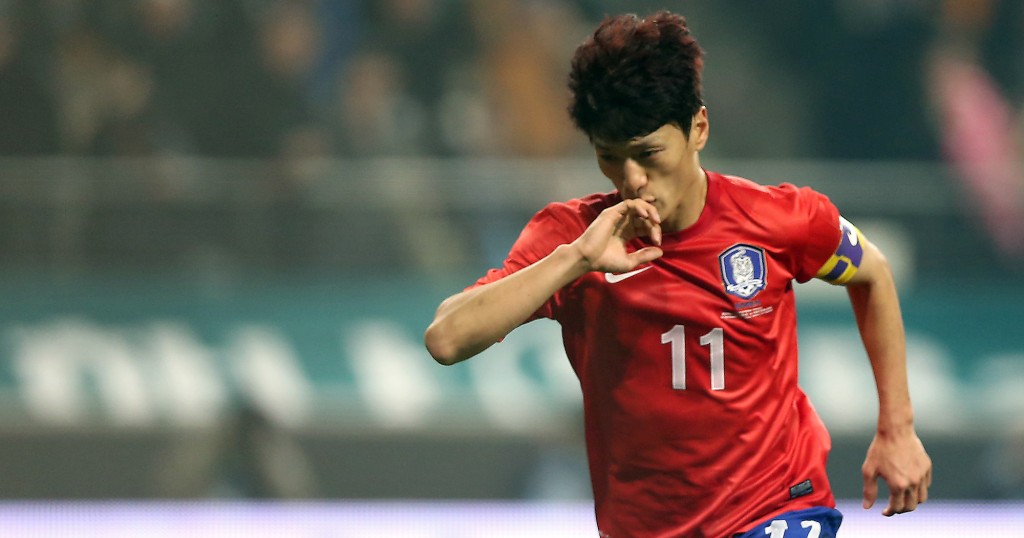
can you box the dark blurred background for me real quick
[0,0,1022,512]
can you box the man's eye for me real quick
[638,149,660,159]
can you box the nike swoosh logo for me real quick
[604,266,653,283]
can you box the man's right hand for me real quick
[571,199,664,273]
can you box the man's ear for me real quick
[690,106,709,150]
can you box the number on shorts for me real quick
[763,519,821,538]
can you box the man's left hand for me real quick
[861,429,933,516]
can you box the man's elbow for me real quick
[424,322,464,366]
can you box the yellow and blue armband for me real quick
[815,216,864,285]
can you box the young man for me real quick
[424,11,931,538]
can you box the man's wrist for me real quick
[555,243,594,275]
[876,410,915,436]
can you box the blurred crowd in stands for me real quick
[1,0,1020,162]
[0,0,586,159]
[0,0,1022,266]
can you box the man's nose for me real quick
[623,159,648,195]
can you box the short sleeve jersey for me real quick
[471,171,844,537]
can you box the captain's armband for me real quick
[815,216,864,285]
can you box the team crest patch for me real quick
[719,244,767,299]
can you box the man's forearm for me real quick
[424,243,589,365]
[846,266,914,433]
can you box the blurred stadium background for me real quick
[1,0,1023,535]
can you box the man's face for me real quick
[592,122,697,226]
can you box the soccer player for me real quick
[424,11,931,538]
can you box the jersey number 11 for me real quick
[660,325,725,391]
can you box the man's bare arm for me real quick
[424,199,663,365]
[844,236,933,516]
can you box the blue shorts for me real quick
[734,506,843,538]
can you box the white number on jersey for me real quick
[660,325,725,391]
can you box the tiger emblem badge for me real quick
[719,244,767,299]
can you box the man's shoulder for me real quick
[537,191,619,222]
[713,170,813,197]
[711,170,826,208]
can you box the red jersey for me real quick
[472,171,844,537]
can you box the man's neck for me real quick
[663,168,708,233]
